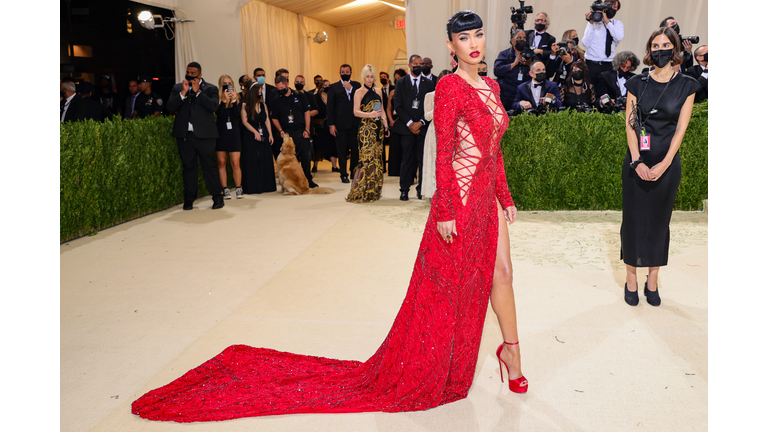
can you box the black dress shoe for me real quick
[212,197,224,209]
[624,283,639,306]
[341,176,350,183]
[309,181,319,188]
[644,282,661,306]
[400,192,409,201]
[416,191,422,200]
[311,167,318,173]
[332,167,340,173]
[183,201,193,210]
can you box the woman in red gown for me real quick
[132,10,527,422]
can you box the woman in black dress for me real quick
[240,84,276,194]
[560,60,595,111]
[621,27,700,307]
[216,75,243,199]
[312,80,339,173]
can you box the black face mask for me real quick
[618,69,631,78]
[605,8,617,19]
[535,23,546,32]
[702,53,708,63]
[340,74,351,82]
[411,66,424,76]
[380,78,388,85]
[322,87,329,92]
[60,90,67,98]
[572,37,579,46]
[478,71,487,77]
[422,66,432,76]
[294,83,304,91]
[278,88,289,96]
[651,48,674,68]
[185,74,197,82]
[314,80,322,86]
[671,24,680,34]
[572,70,584,81]
[515,40,528,52]
[534,72,547,83]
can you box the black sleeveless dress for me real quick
[346,85,384,203]
[241,102,276,194]
[620,72,700,267]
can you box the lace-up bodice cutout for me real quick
[452,86,506,206]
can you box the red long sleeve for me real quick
[432,75,462,222]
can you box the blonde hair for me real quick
[217,74,240,108]
[360,64,376,86]
[562,29,585,58]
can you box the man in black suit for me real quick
[595,50,639,112]
[685,45,708,103]
[526,12,557,62]
[392,54,435,200]
[327,64,362,183]
[253,68,274,97]
[421,57,438,85]
[123,80,140,119]
[660,17,694,74]
[166,61,224,210]
[380,71,392,172]
[545,40,577,86]
[61,78,85,123]
[511,61,562,112]
[271,75,318,188]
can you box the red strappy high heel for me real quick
[496,341,528,393]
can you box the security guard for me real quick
[135,75,163,118]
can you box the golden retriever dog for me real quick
[276,136,333,195]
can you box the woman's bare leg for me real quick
[216,151,228,187]
[647,266,660,291]
[490,200,523,380]
[625,264,638,292]
[229,152,242,187]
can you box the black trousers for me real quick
[286,130,313,183]
[399,131,425,193]
[586,60,613,90]
[388,131,402,176]
[177,133,222,203]
[335,127,359,178]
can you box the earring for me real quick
[450,50,455,57]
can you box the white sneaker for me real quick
[235,187,243,199]
[223,187,232,200]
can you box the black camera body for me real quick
[556,41,572,56]
[589,0,611,22]
[681,36,700,44]
[520,47,534,60]
[574,103,594,113]
[511,0,533,29]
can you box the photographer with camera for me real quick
[525,12,556,62]
[560,60,596,112]
[583,0,624,86]
[546,39,577,87]
[685,45,707,103]
[495,28,533,111]
[595,50,639,112]
[660,17,695,73]
[511,61,562,113]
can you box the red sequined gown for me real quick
[132,74,514,422]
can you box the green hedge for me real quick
[60,116,233,242]
[500,101,708,211]
[61,104,707,242]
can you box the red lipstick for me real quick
[470,51,480,58]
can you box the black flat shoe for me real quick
[183,201,193,211]
[332,167,340,173]
[400,192,409,201]
[644,282,661,306]
[624,283,639,306]
[416,191,422,200]
[341,176,350,184]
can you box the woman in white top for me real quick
[421,70,452,201]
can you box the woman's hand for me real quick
[437,220,457,244]
[268,135,274,145]
[371,109,383,118]
[384,128,390,138]
[254,131,262,141]
[503,206,517,224]
[634,163,652,181]
[648,161,669,182]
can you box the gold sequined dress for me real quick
[346,85,384,203]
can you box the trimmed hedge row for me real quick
[60,103,707,242]
[500,101,708,211]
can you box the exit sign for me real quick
[395,20,405,29]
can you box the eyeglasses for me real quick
[535,19,547,23]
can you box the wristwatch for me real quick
[629,157,643,169]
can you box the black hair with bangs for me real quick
[446,10,483,41]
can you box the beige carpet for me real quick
[60,161,707,431]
